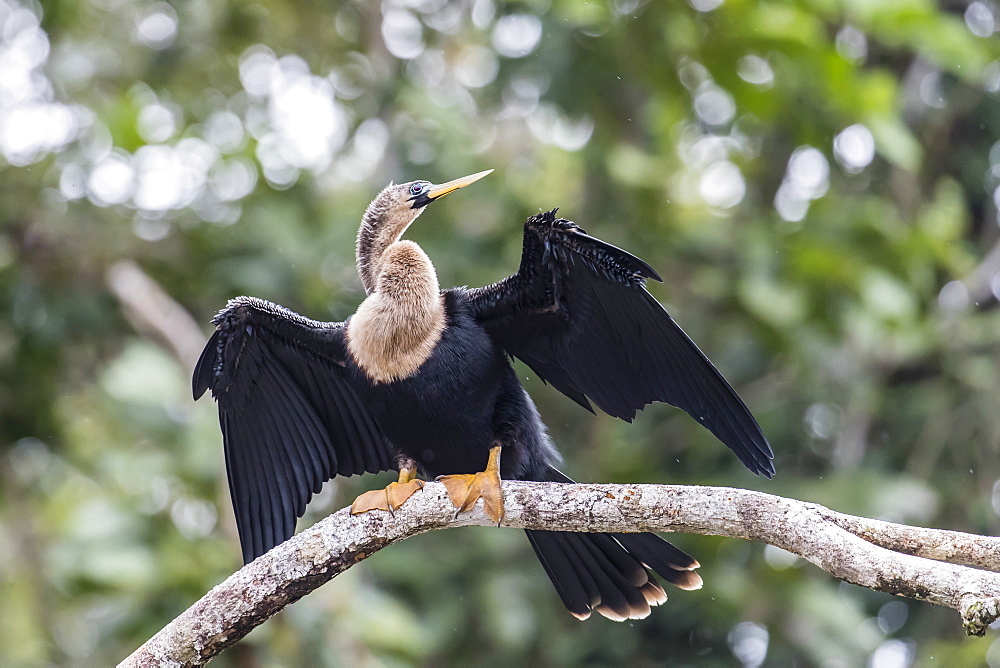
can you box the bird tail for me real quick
[524,467,702,621]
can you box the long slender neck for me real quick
[350,188,446,382]
[356,189,423,295]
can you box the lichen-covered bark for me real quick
[828,513,1000,570]
[119,482,1000,667]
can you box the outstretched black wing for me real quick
[466,210,774,477]
[193,296,391,563]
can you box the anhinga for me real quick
[193,170,773,621]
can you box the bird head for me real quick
[357,169,492,293]
[375,169,493,217]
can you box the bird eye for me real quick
[409,183,425,197]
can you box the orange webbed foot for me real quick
[351,467,424,515]
[437,445,504,524]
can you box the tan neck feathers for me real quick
[348,241,445,383]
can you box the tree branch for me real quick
[119,482,1000,666]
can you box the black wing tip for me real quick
[638,260,663,283]
[571,391,597,415]
[524,209,663,284]
[720,426,775,477]
[192,329,221,400]
[760,458,776,478]
[192,380,207,401]
[573,231,662,283]
[751,431,776,477]
[192,363,208,400]
[742,442,776,478]
[243,536,272,564]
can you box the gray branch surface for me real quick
[120,482,1000,667]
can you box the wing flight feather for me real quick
[193,296,391,563]
[466,210,773,476]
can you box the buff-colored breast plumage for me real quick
[347,240,445,383]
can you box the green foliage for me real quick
[2,0,1000,664]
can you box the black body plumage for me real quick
[194,205,774,620]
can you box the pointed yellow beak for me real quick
[426,169,493,200]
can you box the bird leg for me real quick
[438,445,504,525]
[350,465,425,515]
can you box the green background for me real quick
[3,0,1000,664]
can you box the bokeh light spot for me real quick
[870,639,914,668]
[382,9,424,60]
[737,55,774,88]
[134,3,178,50]
[728,622,768,668]
[938,280,969,314]
[699,160,746,209]
[202,110,245,153]
[834,124,875,173]
[87,152,134,206]
[454,46,499,88]
[689,0,724,12]
[137,103,177,143]
[492,14,542,58]
[965,2,996,38]
[693,83,735,127]
[836,25,867,62]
